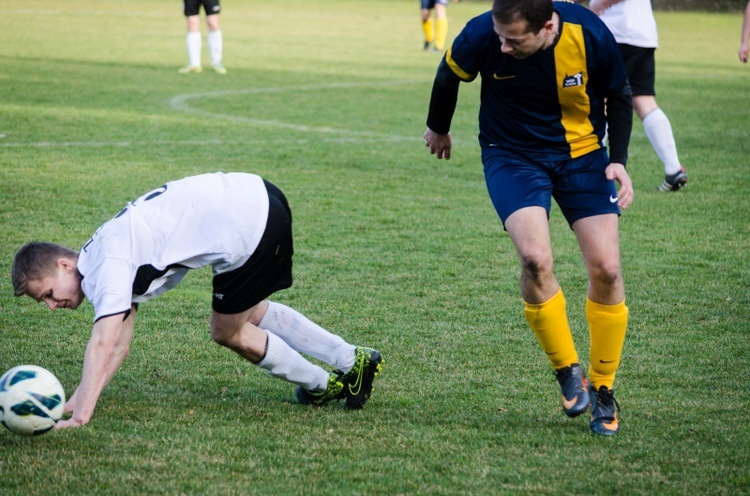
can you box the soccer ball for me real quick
[0,365,66,436]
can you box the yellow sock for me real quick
[435,17,448,50]
[524,289,578,370]
[423,19,435,44]
[587,298,628,389]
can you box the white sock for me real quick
[256,331,330,391]
[186,31,202,67]
[642,108,682,175]
[207,29,223,66]
[259,301,356,373]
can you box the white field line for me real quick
[0,80,477,148]
[168,80,425,140]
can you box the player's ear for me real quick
[542,19,554,35]
[57,257,74,272]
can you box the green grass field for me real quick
[1,0,749,494]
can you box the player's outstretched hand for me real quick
[740,44,749,63]
[424,128,452,160]
[606,162,633,209]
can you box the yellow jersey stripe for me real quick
[446,47,478,82]
[554,22,601,158]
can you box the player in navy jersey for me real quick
[11,172,383,429]
[423,0,633,435]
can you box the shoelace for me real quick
[596,387,621,419]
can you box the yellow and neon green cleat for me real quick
[295,373,345,406]
[339,347,383,410]
[178,65,202,74]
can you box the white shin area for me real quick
[642,108,682,175]
[256,331,329,391]
[207,29,223,66]
[259,301,356,373]
[186,31,202,67]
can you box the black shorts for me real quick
[211,180,293,314]
[618,44,656,97]
[184,0,221,17]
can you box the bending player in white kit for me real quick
[11,172,383,429]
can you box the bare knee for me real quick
[588,259,622,287]
[210,319,239,348]
[519,248,554,284]
[209,311,268,363]
[210,311,245,348]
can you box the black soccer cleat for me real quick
[589,385,620,436]
[555,363,591,418]
[657,166,688,192]
[339,347,383,410]
[295,373,345,406]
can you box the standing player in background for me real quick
[11,172,383,429]
[423,0,633,436]
[590,0,688,192]
[739,0,750,63]
[179,0,227,74]
[422,0,450,52]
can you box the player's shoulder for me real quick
[555,0,599,23]
[556,1,615,40]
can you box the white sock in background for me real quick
[207,29,223,67]
[260,301,356,373]
[642,108,682,175]
[256,331,330,391]
[186,31,202,67]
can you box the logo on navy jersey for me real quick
[562,72,584,88]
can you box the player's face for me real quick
[493,17,552,60]
[27,263,84,311]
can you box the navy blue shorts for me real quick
[421,0,449,9]
[618,44,656,97]
[482,147,621,228]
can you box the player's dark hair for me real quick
[11,242,78,297]
[492,0,554,34]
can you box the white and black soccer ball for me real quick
[0,365,66,436]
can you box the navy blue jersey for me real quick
[444,2,628,160]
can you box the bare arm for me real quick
[57,306,136,428]
[740,1,750,63]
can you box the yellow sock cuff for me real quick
[587,298,628,389]
[524,289,578,370]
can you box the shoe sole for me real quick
[657,173,687,192]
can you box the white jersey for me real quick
[591,0,659,48]
[77,172,269,322]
